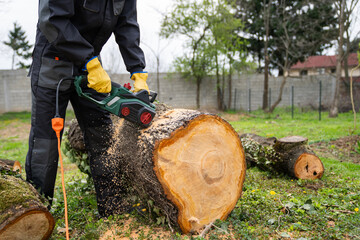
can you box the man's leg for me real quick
[25,86,70,203]
[70,87,124,217]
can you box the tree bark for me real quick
[330,0,346,117]
[0,162,55,240]
[262,0,271,111]
[0,159,22,173]
[67,105,246,233]
[240,134,324,180]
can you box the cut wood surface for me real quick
[68,105,246,233]
[0,165,55,240]
[240,134,324,180]
[0,159,22,173]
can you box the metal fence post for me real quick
[268,88,271,111]
[3,79,9,112]
[291,85,294,119]
[319,80,322,121]
[234,88,237,111]
[248,88,251,113]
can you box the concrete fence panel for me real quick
[1,69,355,113]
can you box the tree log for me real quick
[67,105,246,233]
[0,159,22,173]
[0,165,55,240]
[240,134,324,179]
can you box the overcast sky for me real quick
[0,1,359,73]
[0,0,182,73]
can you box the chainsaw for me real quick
[74,75,157,128]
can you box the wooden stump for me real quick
[240,134,324,180]
[69,105,246,233]
[0,165,55,240]
[274,136,324,179]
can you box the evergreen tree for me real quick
[3,22,33,69]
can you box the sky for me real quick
[0,1,359,73]
[0,0,182,73]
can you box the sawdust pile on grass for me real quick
[99,216,172,240]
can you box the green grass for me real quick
[228,167,360,239]
[0,111,32,122]
[0,109,359,239]
[228,107,360,142]
[0,110,76,165]
[0,139,28,163]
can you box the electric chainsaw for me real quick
[74,75,157,128]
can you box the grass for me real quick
[0,111,32,122]
[0,110,75,164]
[0,109,359,239]
[228,107,360,142]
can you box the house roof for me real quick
[291,53,359,69]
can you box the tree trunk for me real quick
[330,0,346,117]
[196,78,201,109]
[240,134,324,180]
[262,0,271,111]
[68,105,246,233]
[0,161,55,240]
[11,51,15,70]
[228,67,232,110]
[269,74,287,113]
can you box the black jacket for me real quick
[32,0,145,90]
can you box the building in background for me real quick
[289,53,359,77]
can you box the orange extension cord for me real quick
[52,117,70,240]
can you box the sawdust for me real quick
[220,113,241,122]
[99,217,236,240]
[99,217,173,240]
[107,118,124,156]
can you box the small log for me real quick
[0,159,22,173]
[67,105,246,233]
[240,134,324,179]
[0,167,55,240]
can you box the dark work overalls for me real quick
[26,0,145,217]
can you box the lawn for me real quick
[0,108,359,239]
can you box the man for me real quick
[26,0,148,217]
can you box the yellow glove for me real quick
[130,72,149,93]
[85,57,111,93]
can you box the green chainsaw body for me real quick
[74,76,156,128]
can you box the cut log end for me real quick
[294,153,324,180]
[278,136,308,143]
[153,114,246,233]
[0,159,22,173]
[0,210,54,240]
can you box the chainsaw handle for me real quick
[149,91,157,103]
[75,75,120,96]
[111,81,121,89]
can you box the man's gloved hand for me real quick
[85,56,111,93]
[130,72,149,93]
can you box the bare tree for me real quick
[102,41,122,74]
[236,0,337,113]
[268,0,336,112]
[262,0,271,110]
[268,5,291,113]
[330,0,359,117]
[141,39,169,100]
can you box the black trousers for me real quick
[25,81,122,217]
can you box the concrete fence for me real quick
[0,69,358,113]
